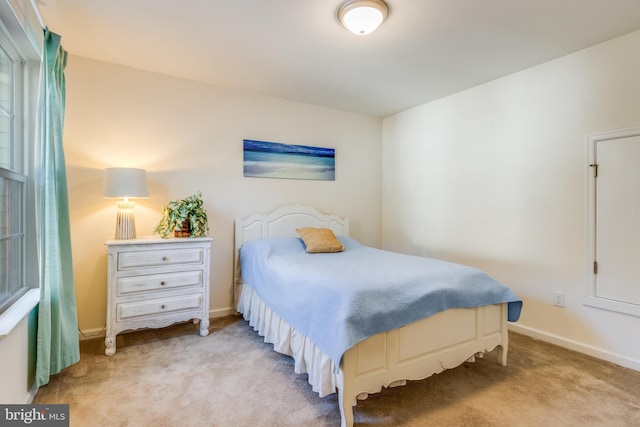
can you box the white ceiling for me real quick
[37,0,640,118]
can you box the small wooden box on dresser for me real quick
[105,236,213,356]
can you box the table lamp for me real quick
[103,167,150,239]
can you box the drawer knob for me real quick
[162,256,168,261]
[161,304,167,309]
[160,281,166,286]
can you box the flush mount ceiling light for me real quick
[337,0,389,35]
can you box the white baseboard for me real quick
[210,307,236,318]
[509,323,640,372]
[78,326,106,340]
[76,313,640,372]
[25,382,38,404]
[78,307,237,341]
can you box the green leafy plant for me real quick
[154,192,209,238]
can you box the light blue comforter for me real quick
[240,236,522,367]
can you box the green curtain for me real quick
[35,29,80,387]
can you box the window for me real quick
[0,17,31,315]
[0,33,27,314]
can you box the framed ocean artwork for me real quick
[243,139,335,181]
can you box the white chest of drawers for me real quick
[105,236,212,355]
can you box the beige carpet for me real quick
[34,316,640,426]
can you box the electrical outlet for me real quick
[553,291,565,308]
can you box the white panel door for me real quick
[595,135,640,306]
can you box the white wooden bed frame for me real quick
[234,205,509,427]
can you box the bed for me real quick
[234,204,521,427]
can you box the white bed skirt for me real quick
[237,284,339,397]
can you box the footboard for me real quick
[336,303,509,427]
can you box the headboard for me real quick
[233,204,350,308]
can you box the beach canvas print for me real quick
[243,139,335,181]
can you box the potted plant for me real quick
[154,192,209,238]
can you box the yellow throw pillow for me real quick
[296,227,344,253]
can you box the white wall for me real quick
[0,0,42,402]
[0,316,30,403]
[382,29,640,369]
[64,56,382,335]
[0,309,37,403]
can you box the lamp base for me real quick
[115,200,136,240]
